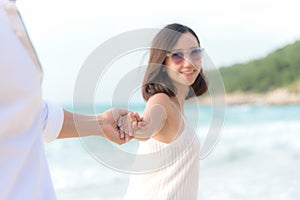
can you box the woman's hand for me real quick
[117,112,146,141]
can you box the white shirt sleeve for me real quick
[42,100,64,143]
[1,1,58,198]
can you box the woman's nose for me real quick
[182,57,193,67]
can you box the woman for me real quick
[121,23,208,200]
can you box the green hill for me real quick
[219,40,300,93]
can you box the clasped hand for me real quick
[117,112,147,142]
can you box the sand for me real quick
[198,88,300,105]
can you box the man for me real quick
[0,0,128,199]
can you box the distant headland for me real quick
[200,40,300,105]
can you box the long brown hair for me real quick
[142,23,208,101]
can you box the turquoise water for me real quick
[45,105,300,200]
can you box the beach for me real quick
[45,104,300,200]
[198,84,300,105]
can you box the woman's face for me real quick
[165,32,202,86]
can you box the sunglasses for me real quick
[166,47,204,64]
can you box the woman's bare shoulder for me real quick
[147,93,172,105]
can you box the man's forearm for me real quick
[57,109,104,139]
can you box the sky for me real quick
[16,0,300,104]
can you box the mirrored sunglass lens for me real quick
[171,52,184,63]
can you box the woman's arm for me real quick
[130,93,171,141]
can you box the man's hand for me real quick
[117,112,146,137]
[98,108,133,144]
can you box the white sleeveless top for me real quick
[124,118,200,200]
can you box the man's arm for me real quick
[42,102,129,145]
[59,109,130,145]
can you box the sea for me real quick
[45,104,300,200]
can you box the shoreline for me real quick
[197,88,300,105]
